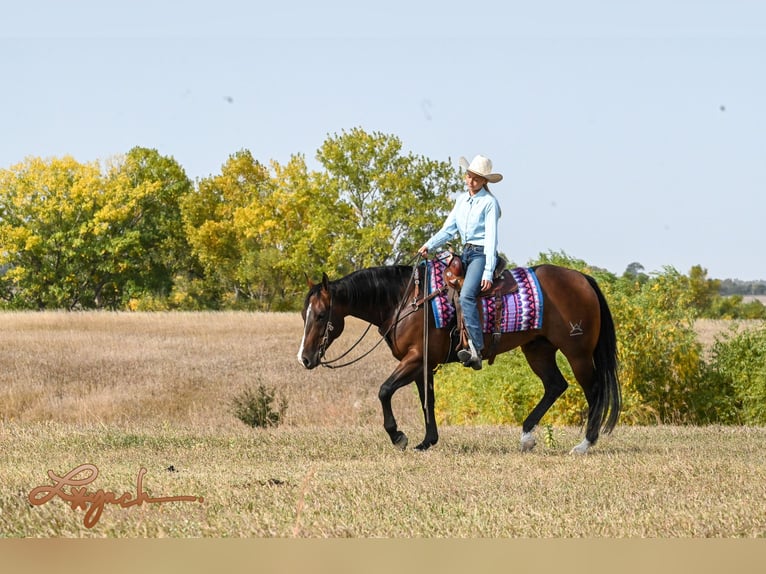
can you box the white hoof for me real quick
[520,431,536,452]
[569,438,591,455]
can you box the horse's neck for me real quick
[341,295,400,328]
[333,269,409,327]
[349,308,386,327]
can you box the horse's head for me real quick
[297,273,345,369]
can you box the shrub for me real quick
[436,351,546,426]
[707,325,766,424]
[231,384,288,428]
[707,295,766,320]
[605,267,711,423]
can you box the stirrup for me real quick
[457,340,482,370]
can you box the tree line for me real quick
[0,128,460,310]
[719,278,766,296]
[3,128,764,424]
[1,126,762,319]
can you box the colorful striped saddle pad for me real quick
[425,258,544,333]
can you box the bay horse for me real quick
[297,262,621,454]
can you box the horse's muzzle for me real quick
[298,352,319,370]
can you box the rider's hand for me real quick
[417,246,429,257]
[481,279,492,291]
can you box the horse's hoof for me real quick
[569,438,591,455]
[393,433,409,450]
[414,438,437,451]
[520,431,536,452]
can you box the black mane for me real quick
[332,265,414,309]
[305,265,414,314]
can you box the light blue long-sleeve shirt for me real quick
[424,189,501,282]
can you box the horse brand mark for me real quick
[28,463,204,528]
[569,321,584,337]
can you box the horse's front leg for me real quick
[414,369,438,451]
[378,355,421,450]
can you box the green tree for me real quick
[251,155,355,305]
[231,155,344,310]
[688,265,720,316]
[316,128,460,269]
[181,130,464,310]
[180,150,324,310]
[623,261,649,284]
[0,151,194,309]
[180,149,273,308]
[0,156,103,308]
[105,147,195,308]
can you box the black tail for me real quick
[584,274,622,435]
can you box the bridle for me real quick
[309,262,427,369]
[315,293,378,368]
[315,294,335,361]
[307,257,447,424]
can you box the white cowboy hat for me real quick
[459,155,503,183]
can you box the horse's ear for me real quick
[321,272,330,292]
[305,272,314,288]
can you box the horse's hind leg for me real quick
[519,339,569,452]
[567,354,601,454]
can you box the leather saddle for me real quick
[442,253,518,297]
[440,252,517,365]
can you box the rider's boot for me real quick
[457,338,482,370]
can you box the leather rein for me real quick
[317,259,442,369]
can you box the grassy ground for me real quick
[3,422,766,537]
[1,312,765,538]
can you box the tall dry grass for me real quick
[0,311,415,429]
[0,313,748,429]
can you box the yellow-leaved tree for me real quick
[180,128,461,309]
[0,148,193,309]
[0,155,105,309]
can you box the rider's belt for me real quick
[463,243,484,252]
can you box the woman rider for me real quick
[417,154,503,370]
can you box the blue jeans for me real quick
[460,245,485,353]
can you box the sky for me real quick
[2,1,765,280]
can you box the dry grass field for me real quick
[1,312,766,538]
[743,295,766,305]
[0,311,408,429]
